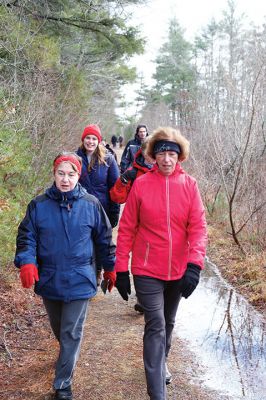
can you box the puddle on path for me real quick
[174,258,266,400]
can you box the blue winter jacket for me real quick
[77,148,120,221]
[14,183,116,302]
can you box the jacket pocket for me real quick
[37,268,56,289]
[74,266,97,289]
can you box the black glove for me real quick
[181,263,201,299]
[115,271,131,301]
[120,168,138,184]
[108,213,119,228]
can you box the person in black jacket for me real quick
[120,124,148,173]
[15,151,116,400]
[111,134,118,148]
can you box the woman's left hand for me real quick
[181,263,201,298]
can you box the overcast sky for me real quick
[117,0,266,118]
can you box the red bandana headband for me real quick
[53,156,82,175]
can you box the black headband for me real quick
[153,140,181,156]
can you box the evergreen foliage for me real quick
[0,0,145,270]
[152,18,196,127]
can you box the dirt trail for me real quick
[73,285,231,400]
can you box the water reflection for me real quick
[174,258,266,399]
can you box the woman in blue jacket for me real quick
[14,152,116,400]
[77,124,120,229]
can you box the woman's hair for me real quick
[80,143,108,171]
[146,127,190,162]
[140,137,150,155]
[53,151,82,174]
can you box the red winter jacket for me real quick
[110,149,152,204]
[115,164,207,280]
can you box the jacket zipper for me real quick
[166,176,172,279]
[144,242,150,266]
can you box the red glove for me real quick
[20,264,39,288]
[103,271,116,292]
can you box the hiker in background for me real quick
[118,135,124,148]
[15,151,116,400]
[120,124,148,173]
[111,134,118,148]
[77,124,120,285]
[77,124,120,229]
[110,139,154,205]
[114,127,207,400]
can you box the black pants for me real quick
[134,276,182,400]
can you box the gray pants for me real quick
[43,298,89,390]
[134,276,182,400]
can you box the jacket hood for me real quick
[146,127,189,162]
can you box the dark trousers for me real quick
[134,276,182,400]
[43,298,89,390]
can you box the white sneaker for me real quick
[165,363,172,384]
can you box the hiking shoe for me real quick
[165,363,172,385]
[134,303,144,313]
[55,386,73,400]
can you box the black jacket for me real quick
[120,136,142,173]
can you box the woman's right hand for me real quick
[20,264,39,288]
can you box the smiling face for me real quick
[83,134,99,154]
[155,151,178,176]
[54,162,79,192]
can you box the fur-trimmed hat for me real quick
[81,124,102,142]
[146,127,190,162]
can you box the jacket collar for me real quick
[45,182,87,201]
[152,163,185,176]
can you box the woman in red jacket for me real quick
[114,127,207,400]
